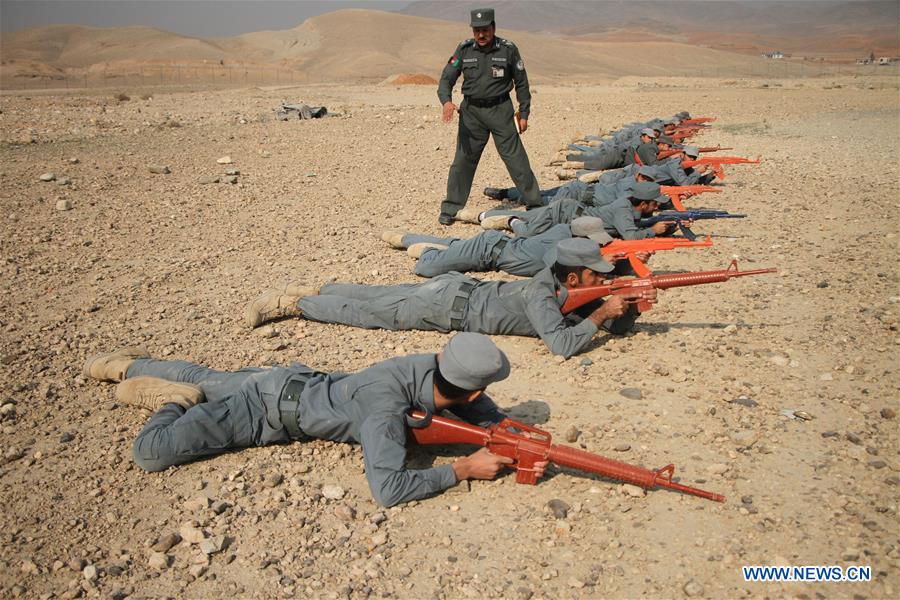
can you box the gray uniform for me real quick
[624,141,658,167]
[127,354,504,507]
[439,37,541,215]
[492,178,593,207]
[402,224,574,278]
[484,198,585,237]
[653,157,702,186]
[299,269,638,358]
[587,196,655,240]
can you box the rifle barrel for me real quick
[549,443,724,502]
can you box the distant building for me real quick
[856,58,871,65]
[877,57,892,65]
[762,51,785,59]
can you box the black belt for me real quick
[279,378,309,440]
[465,94,509,108]
[490,238,509,260]
[449,281,476,330]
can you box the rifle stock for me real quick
[659,185,722,211]
[409,411,725,502]
[601,236,713,277]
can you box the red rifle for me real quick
[680,116,716,125]
[659,184,723,211]
[560,260,776,313]
[682,156,761,180]
[601,235,713,277]
[408,410,725,502]
[656,146,733,161]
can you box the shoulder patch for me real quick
[499,38,516,48]
[460,38,475,49]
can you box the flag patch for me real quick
[449,56,460,68]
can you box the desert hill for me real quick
[403,1,899,57]
[1,9,830,86]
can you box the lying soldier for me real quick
[83,333,546,507]
[248,238,657,359]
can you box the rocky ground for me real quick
[0,76,897,599]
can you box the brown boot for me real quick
[407,242,448,258]
[116,376,204,411]
[82,347,151,382]
[246,290,302,327]
[455,208,482,224]
[380,230,409,249]
[480,215,514,231]
[282,281,319,297]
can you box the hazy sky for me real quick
[0,1,412,36]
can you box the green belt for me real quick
[490,238,509,260]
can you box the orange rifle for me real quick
[682,156,761,180]
[680,116,716,125]
[560,260,776,314]
[659,184,723,211]
[408,410,726,502]
[656,145,733,161]
[601,235,713,277]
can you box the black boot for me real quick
[483,187,508,200]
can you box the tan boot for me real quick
[283,281,319,297]
[481,215,513,231]
[82,347,151,382]
[246,290,302,328]
[116,376,204,411]
[455,208,482,224]
[407,242,448,258]
[380,230,409,249]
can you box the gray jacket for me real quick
[296,354,504,507]
[464,267,599,358]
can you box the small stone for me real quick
[39,172,56,182]
[147,165,170,174]
[184,496,211,512]
[224,169,240,176]
[868,460,887,469]
[211,500,230,515]
[370,532,387,547]
[82,565,98,582]
[619,387,642,400]
[613,443,631,452]
[59,432,75,443]
[842,549,860,561]
[708,463,729,475]
[881,408,896,419]
[821,431,839,438]
[216,156,233,164]
[732,395,757,407]
[179,522,206,545]
[369,512,387,525]
[147,552,169,570]
[188,564,207,578]
[579,357,593,366]
[305,172,316,177]
[55,199,72,211]
[69,157,80,164]
[564,425,579,443]
[730,431,757,447]
[568,578,585,588]
[223,175,238,184]
[723,324,738,334]
[334,504,356,522]
[199,535,224,555]
[622,484,645,498]
[845,433,862,445]
[741,495,753,505]
[321,484,345,500]
[265,473,283,488]
[68,558,86,572]
[816,281,829,288]
[198,176,219,185]
[151,532,180,553]
[683,579,704,597]
[546,499,570,519]
[819,373,834,381]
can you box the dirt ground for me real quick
[0,76,897,599]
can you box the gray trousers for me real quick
[441,99,541,216]
[128,359,300,472]
[402,231,507,278]
[299,275,473,332]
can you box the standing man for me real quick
[437,8,542,225]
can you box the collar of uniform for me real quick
[536,267,568,308]
[405,363,438,429]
